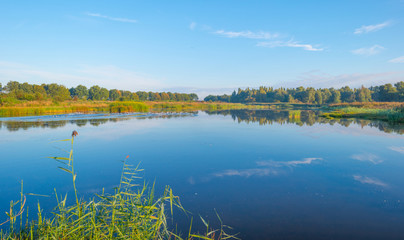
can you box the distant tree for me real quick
[395,81,404,101]
[355,86,372,102]
[204,95,218,102]
[315,90,323,104]
[109,89,121,101]
[100,88,109,100]
[161,92,170,101]
[131,92,139,101]
[43,83,71,101]
[322,89,331,103]
[33,84,47,100]
[20,82,33,94]
[329,89,341,103]
[89,85,102,100]
[136,91,148,101]
[340,86,355,102]
[294,86,306,102]
[189,93,199,101]
[70,85,89,99]
[5,81,21,92]
[153,92,161,101]
[287,94,295,103]
[306,88,316,103]
[379,84,397,101]
[120,90,132,101]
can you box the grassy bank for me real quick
[246,102,321,110]
[321,102,404,123]
[0,134,237,240]
[0,100,269,117]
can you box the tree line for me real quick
[204,82,404,104]
[0,81,198,102]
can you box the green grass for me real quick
[0,134,238,240]
[321,106,404,123]
[109,102,149,113]
[0,101,271,117]
[0,102,150,117]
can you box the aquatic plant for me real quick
[0,100,271,117]
[321,106,404,123]
[109,102,149,113]
[0,132,238,240]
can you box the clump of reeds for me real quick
[0,132,238,240]
[321,106,404,123]
[109,102,149,113]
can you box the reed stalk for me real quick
[0,132,238,240]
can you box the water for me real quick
[0,110,404,239]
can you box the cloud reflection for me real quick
[389,146,404,154]
[353,175,388,188]
[256,158,323,167]
[207,157,322,181]
[213,168,278,178]
[350,153,383,164]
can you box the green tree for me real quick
[89,85,102,100]
[189,93,198,101]
[340,86,355,102]
[43,83,71,101]
[379,84,397,101]
[70,85,89,99]
[204,95,218,102]
[287,94,295,103]
[136,91,148,101]
[5,81,21,92]
[100,88,109,100]
[355,86,372,102]
[109,89,121,101]
[329,89,341,103]
[315,90,323,104]
[161,92,170,101]
[33,84,47,100]
[131,92,139,101]
[395,81,404,101]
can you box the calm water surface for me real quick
[1,110,404,239]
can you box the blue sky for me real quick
[0,0,403,97]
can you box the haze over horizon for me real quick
[1,0,403,98]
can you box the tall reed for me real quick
[0,132,238,239]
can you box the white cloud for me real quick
[389,146,404,154]
[353,175,388,188]
[189,22,197,30]
[85,12,137,23]
[351,153,383,164]
[215,30,279,39]
[212,28,322,52]
[389,56,404,63]
[352,45,384,56]
[354,21,392,34]
[257,40,323,51]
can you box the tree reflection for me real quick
[0,113,196,132]
[205,109,404,135]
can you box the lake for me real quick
[1,109,404,239]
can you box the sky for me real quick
[0,0,403,98]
